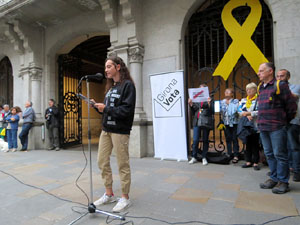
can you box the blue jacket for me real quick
[23,107,35,124]
[6,114,20,130]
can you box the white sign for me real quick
[188,87,209,103]
[150,71,188,161]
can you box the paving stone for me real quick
[211,188,239,202]
[202,198,236,216]
[21,217,55,225]
[1,150,300,225]
[155,167,180,174]
[164,175,190,184]
[218,182,240,191]
[9,163,50,174]
[235,190,299,216]
[171,187,212,203]
[195,170,225,179]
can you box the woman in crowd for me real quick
[15,106,23,118]
[239,83,260,170]
[189,84,214,166]
[220,88,240,163]
[5,107,20,152]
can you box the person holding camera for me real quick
[45,99,60,151]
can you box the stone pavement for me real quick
[0,148,300,225]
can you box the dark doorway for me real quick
[58,35,110,148]
[0,56,13,106]
[185,0,273,152]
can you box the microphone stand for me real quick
[69,77,125,225]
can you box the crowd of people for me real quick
[0,99,60,152]
[189,62,300,194]
[0,101,36,152]
[0,60,298,214]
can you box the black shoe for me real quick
[272,182,290,194]
[293,172,300,182]
[253,165,260,171]
[20,148,27,151]
[260,179,277,189]
[242,163,252,168]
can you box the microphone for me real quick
[84,73,104,81]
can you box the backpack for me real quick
[257,79,281,95]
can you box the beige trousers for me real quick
[97,131,131,195]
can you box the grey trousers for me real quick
[48,125,59,148]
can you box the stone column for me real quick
[128,44,144,114]
[18,64,44,150]
[127,44,148,157]
[29,65,43,117]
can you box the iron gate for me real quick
[185,0,273,152]
[58,54,82,147]
[0,56,13,106]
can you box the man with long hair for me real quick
[93,56,136,212]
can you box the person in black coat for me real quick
[189,84,214,165]
[45,99,60,151]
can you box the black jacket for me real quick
[191,100,214,130]
[45,106,60,128]
[102,80,136,135]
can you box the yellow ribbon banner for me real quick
[213,0,269,81]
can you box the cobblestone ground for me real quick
[0,148,299,225]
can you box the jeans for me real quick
[19,123,32,150]
[224,124,239,157]
[191,126,210,159]
[287,124,300,173]
[7,129,18,149]
[260,127,289,183]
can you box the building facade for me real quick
[0,0,299,157]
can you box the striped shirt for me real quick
[257,79,297,131]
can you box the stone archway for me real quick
[183,0,273,154]
[0,56,13,106]
[57,35,110,147]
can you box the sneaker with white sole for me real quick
[94,193,116,206]
[112,197,131,212]
[202,158,208,165]
[189,157,197,164]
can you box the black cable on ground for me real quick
[0,168,85,207]
[74,144,90,204]
[124,214,300,225]
[1,154,300,225]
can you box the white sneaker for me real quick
[189,157,197,164]
[12,148,16,152]
[202,158,208,166]
[112,197,131,212]
[4,149,11,153]
[94,193,116,206]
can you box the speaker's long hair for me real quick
[105,56,135,93]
